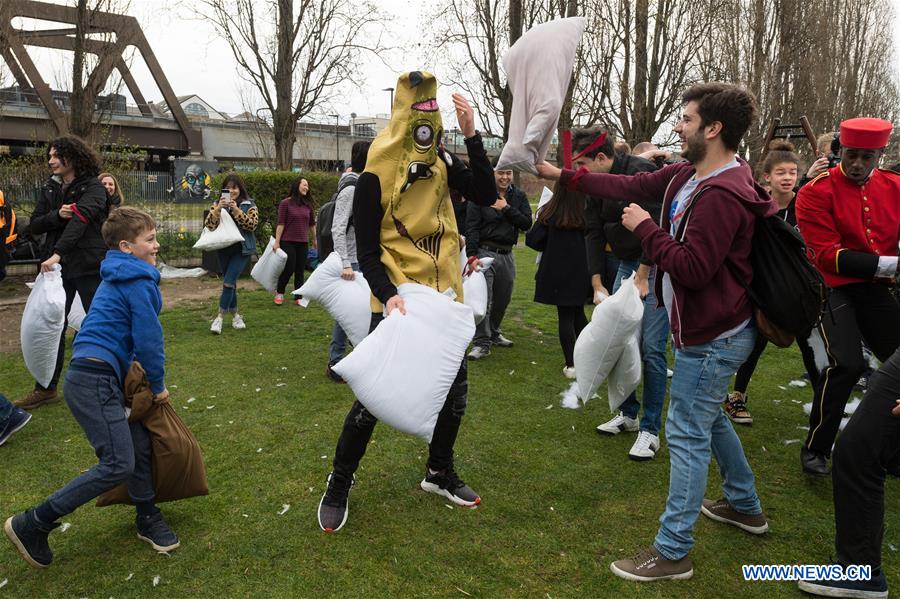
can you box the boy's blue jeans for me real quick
[654,326,762,560]
[217,244,250,313]
[0,394,13,430]
[612,260,670,435]
[44,362,154,517]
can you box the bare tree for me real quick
[199,0,385,170]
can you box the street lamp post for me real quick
[328,113,339,170]
[381,87,394,113]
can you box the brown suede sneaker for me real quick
[15,389,59,411]
[610,545,693,582]
[700,498,769,534]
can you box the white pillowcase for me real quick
[295,252,371,346]
[21,265,66,387]
[332,283,475,443]
[251,237,288,293]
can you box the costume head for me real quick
[366,71,462,300]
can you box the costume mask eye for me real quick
[414,124,434,150]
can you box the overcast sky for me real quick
[9,0,900,134]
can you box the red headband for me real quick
[571,131,608,162]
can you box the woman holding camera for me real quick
[203,174,258,334]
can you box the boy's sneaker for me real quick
[0,408,32,446]
[4,509,59,568]
[136,511,180,552]
[628,431,660,461]
[210,315,223,334]
[562,366,576,379]
[799,570,888,598]
[610,545,693,582]
[724,391,753,425]
[467,346,490,361]
[596,412,639,435]
[232,314,246,329]
[700,498,768,534]
[318,471,354,533]
[420,467,481,507]
[491,334,513,348]
[273,293,284,305]
[15,388,59,410]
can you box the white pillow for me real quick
[495,17,586,174]
[332,283,475,443]
[607,332,642,412]
[68,292,86,332]
[463,270,488,325]
[21,265,66,387]
[193,208,244,251]
[573,272,644,402]
[251,237,288,292]
[295,252,371,346]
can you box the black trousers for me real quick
[733,330,820,395]
[332,313,469,477]
[832,346,900,571]
[276,241,308,294]
[556,305,588,368]
[38,273,101,391]
[806,283,900,455]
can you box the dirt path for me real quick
[1,273,254,354]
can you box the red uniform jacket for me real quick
[796,166,900,288]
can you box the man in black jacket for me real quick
[573,128,670,461]
[465,160,533,360]
[17,136,110,410]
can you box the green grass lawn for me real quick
[1,247,897,598]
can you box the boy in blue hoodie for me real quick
[4,207,179,568]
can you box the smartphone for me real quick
[219,189,230,202]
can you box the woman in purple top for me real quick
[273,177,316,305]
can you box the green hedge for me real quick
[211,171,340,245]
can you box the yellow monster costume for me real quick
[365,71,463,307]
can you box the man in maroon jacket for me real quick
[539,82,777,581]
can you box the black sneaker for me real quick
[136,511,180,553]
[326,364,345,384]
[799,570,888,598]
[420,467,481,507]
[318,471,354,533]
[0,407,32,446]
[4,509,59,568]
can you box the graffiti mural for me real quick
[174,159,217,201]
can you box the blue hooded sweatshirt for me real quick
[72,250,166,393]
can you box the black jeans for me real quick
[832,346,900,571]
[556,305,588,368]
[332,313,469,477]
[733,330,820,395]
[38,273,101,391]
[276,241,308,295]
[806,283,900,455]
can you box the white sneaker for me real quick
[628,431,660,461]
[596,412,640,435]
[210,315,223,334]
[562,366,576,379]
[667,368,674,378]
[232,314,246,329]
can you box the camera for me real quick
[827,134,841,169]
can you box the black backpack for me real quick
[316,176,357,260]
[741,216,827,346]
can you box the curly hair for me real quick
[48,135,101,178]
[681,83,757,152]
[761,140,800,174]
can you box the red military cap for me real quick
[840,117,893,149]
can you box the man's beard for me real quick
[682,130,708,164]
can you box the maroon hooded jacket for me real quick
[561,160,777,348]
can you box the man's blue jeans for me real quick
[329,262,358,364]
[654,325,762,560]
[0,394,13,431]
[44,363,154,517]
[612,259,670,435]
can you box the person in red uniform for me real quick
[795,117,900,476]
